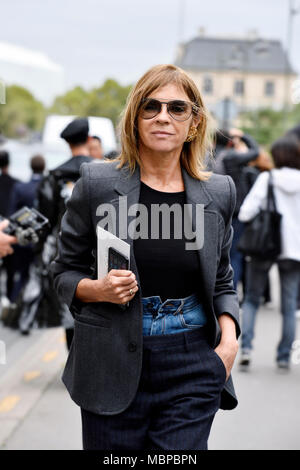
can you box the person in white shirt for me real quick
[238,134,300,370]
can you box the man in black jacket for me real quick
[6,155,46,302]
[36,118,92,347]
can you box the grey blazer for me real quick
[51,160,240,415]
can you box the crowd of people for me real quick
[212,124,300,370]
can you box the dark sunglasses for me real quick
[139,98,200,122]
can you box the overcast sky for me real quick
[1,0,299,91]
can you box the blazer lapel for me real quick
[113,164,142,284]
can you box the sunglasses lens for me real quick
[139,99,194,121]
[140,99,161,119]
[168,101,191,121]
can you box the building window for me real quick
[203,76,213,94]
[234,80,244,96]
[265,81,275,96]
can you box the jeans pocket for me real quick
[179,304,207,329]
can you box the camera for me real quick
[0,207,50,246]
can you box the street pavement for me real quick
[0,265,299,450]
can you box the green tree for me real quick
[240,105,300,148]
[289,103,300,128]
[49,79,132,127]
[86,79,132,126]
[50,86,90,116]
[0,85,45,137]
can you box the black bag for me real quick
[237,171,282,260]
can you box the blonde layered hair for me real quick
[112,64,212,181]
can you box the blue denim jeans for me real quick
[241,258,300,362]
[142,292,207,336]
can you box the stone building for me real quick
[175,31,298,123]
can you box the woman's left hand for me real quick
[214,340,239,381]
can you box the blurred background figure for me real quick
[5,118,93,337]
[0,150,20,301]
[0,150,19,218]
[10,154,46,212]
[4,155,46,303]
[285,123,300,315]
[213,129,260,292]
[212,129,231,162]
[213,128,274,303]
[241,148,274,304]
[88,135,104,160]
[34,117,92,347]
[38,117,92,231]
[243,149,274,192]
[238,134,300,370]
[285,123,300,142]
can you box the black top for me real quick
[51,155,92,180]
[133,181,201,301]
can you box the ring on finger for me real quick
[129,288,134,295]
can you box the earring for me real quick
[185,126,198,142]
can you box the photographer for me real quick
[0,220,17,258]
[7,155,46,302]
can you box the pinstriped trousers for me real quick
[81,327,227,450]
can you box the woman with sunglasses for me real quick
[52,64,240,450]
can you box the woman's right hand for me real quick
[76,270,139,305]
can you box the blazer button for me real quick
[128,342,137,352]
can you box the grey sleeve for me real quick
[213,175,241,338]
